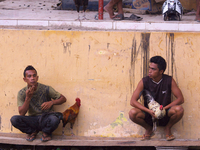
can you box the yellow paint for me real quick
[0,30,200,140]
[110,112,127,128]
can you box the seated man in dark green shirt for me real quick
[10,65,66,142]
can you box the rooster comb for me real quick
[76,98,81,102]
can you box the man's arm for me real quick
[18,98,30,116]
[41,94,66,110]
[130,80,155,117]
[164,78,184,110]
[18,86,35,116]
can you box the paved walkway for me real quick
[0,0,199,31]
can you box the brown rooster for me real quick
[61,98,81,136]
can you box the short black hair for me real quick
[23,65,37,77]
[150,56,166,73]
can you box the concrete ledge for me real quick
[1,19,200,31]
[0,0,200,32]
[0,133,200,147]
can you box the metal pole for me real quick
[98,0,104,19]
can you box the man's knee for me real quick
[10,115,19,126]
[48,115,60,126]
[129,108,136,118]
[176,105,184,116]
[42,115,60,134]
[129,108,143,121]
[173,105,184,113]
[169,105,184,117]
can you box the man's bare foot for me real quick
[164,126,172,136]
[26,131,38,142]
[104,5,114,19]
[144,126,153,136]
[141,126,154,141]
[41,132,52,142]
[165,127,175,141]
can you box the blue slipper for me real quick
[41,133,52,142]
[26,132,38,142]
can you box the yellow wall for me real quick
[0,29,199,139]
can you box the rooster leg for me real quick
[62,127,65,136]
[81,6,88,20]
[75,13,80,21]
[152,117,157,132]
[70,122,75,136]
[75,6,81,21]
[70,128,75,136]
[78,13,80,20]
[82,11,88,20]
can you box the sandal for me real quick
[26,131,38,142]
[140,132,155,141]
[112,14,124,20]
[41,133,52,142]
[124,14,143,21]
[141,134,151,141]
[166,134,175,141]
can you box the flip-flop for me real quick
[166,134,175,141]
[124,14,143,21]
[26,134,36,141]
[141,134,151,141]
[140,132,155,141]
[41,133,52,142]
[26,131,38,142]
[112,14,124,20]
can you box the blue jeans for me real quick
[10,113,60,135]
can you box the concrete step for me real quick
[0,0,199,31]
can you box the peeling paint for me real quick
[84,112,136,137]
[110,112,127,128]
[141,33,150,77]
[63,42,71,55]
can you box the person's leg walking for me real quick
[104,0,121,19]
[196,0,200,21]
[117,0,123,15]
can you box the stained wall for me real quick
[0,29,199,139]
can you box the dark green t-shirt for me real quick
[17,83,61,116]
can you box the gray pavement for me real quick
[0,0,199,31]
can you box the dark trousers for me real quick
[10,114,60,135]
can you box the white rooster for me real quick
[142,89,166,132]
